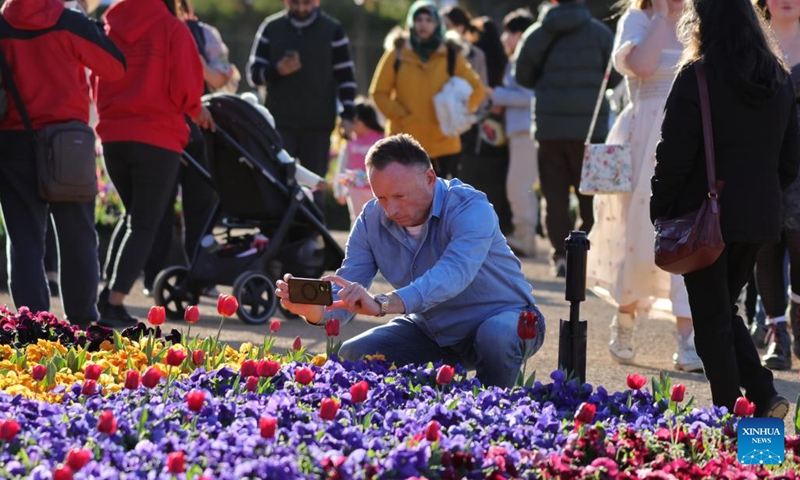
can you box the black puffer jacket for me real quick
[515,2,613,142]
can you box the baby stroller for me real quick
[152,93,344,324]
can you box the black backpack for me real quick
[0,68,7,121]
[394,43,456,77]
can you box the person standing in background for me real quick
[246,0,356,210]
[491,8,538,257]
[515,0,614,277]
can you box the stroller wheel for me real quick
[153,266,200,320]
[231,271,278,325]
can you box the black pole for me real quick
[558,230,590,384]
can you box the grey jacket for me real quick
[491,60,533,136]
[515,2,613,142]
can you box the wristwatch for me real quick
[373,294,390,317]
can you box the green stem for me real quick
[185,326,192,347]
[214,315,226,349]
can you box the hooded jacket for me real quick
[0,0,124,130]
[369,29,485,159]
[94,0,204,153]
[515,2,613,142]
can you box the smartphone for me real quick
[288,277,333,306]
[285,50,300,62]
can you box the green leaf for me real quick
[795,394,800,434]
[524,370,537,388]
[447,398,459,410]
[113,330,124,352]
[66,349,77,372]
[137,406,150,438]
[76,349,87,371]
[362,411,374,429]
[51,355,66,373]
[45,360,57,386]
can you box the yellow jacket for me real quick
[369,38,485,159]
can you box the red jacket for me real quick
[94,0,204,153]
[0,0,125,130]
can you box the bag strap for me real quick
[694,61,718,197]
[0,46,34,134]
[446,43,455,77]
[585,55,613,145]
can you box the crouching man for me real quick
[276,134,545,387]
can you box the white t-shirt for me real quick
[404,224,425,250]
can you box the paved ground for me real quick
[3,230,799,430]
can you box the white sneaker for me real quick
[674,333,704,372]
[609,312,635,363]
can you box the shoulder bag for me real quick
[0,47,97,203]
[653,61,724,274]
[579,56,635,195]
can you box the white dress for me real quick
[587,9,690,316]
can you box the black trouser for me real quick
[143,138,216,289]
[0,131,99,323]
[103,142,181,295]
[44,221,58,274]
[683,243,777,411]
[756,229,800,317]
[537,140,594,261]
[433,153,462,180]
[277,127,330,211]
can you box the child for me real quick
[334,101,384,225]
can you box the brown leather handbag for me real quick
[653,62,725,275]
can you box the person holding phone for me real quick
[276,134,545,388]
[246,0,357,210]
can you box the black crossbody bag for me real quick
[0,47,97,203]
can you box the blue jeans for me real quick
[339,309,545,388]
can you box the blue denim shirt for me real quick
[323,178,538,346]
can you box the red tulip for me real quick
[436,365,455,385]
[292,335,302,351]
[167,451,185,474]
[516,310,538,340]
[350,380,369,404]
[84,363,103,381]
[31,364,47,381]
[142,366,163,389]
[186,390,205,412]
[575,402,596,425]
[295,367,315,385]
[259,415,277,439]
[166,347,188,367]
[269,319,281,333]
[240,359,258,377]
[671,384,686,402]
[124,370,141,390]
[0,419,20,441]
[184,305,200,324]
[148,306,166,326]
[65,448,92,471]
[81,379,98,396]
[246,376,259,392]
[734,397,756,417]
[257,359,280,377]
[425,420,441,442]
[217,295,238,317]
[97,410,117,435]
[325,319,340,337]
[192,349,205,366]
[53,466,74,480]
[626,374,647,391]
[319,398,339,420]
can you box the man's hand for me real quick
[275,274,325,323]
[324,275,381,316]
[192,106,216,132]
[277,53,302,76]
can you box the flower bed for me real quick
[1,306,799,479]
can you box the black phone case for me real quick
[288,278,333,306]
